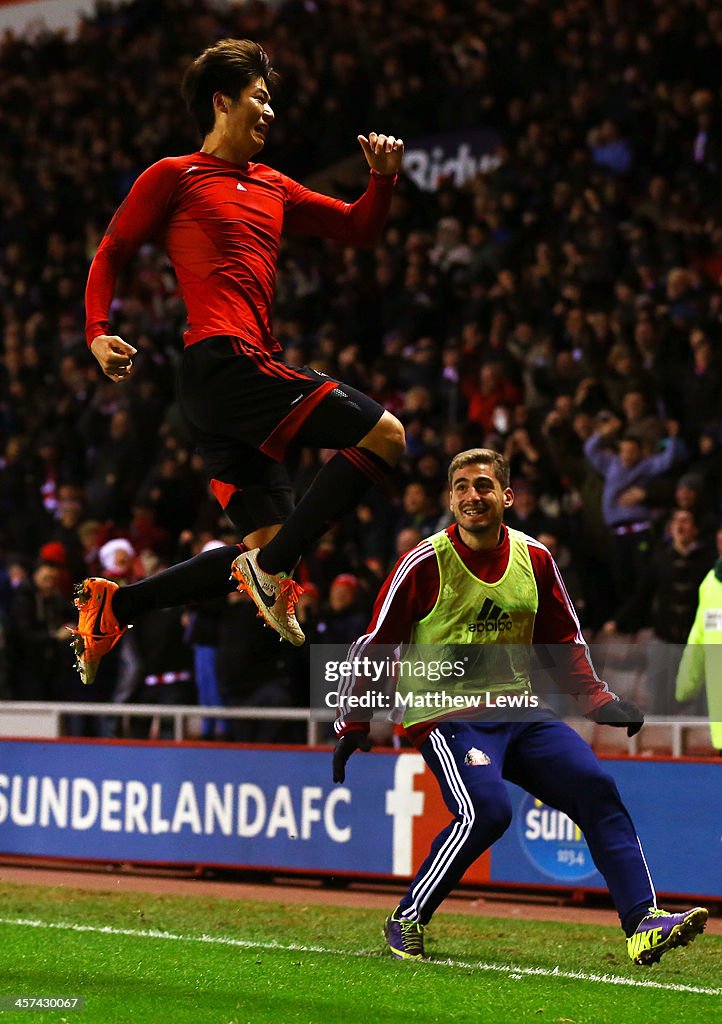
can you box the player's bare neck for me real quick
[458,524,503,552]
[201,133,250,167]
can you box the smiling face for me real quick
[210,75,274,162]
[449,461,514,549]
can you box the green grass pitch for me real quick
[0,883,719,1023]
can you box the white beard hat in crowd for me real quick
[99,538,136,575]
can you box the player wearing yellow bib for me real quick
[396,525,538,727]
[676,541,722,751]
[333,448,708,964]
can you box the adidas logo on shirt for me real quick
[468,598,512,633]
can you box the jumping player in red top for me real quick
[332,448,708,965]
[73,39,405,681]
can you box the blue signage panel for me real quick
[611,760,722,896]
[490,760,722,897]
[0,741,395,873]
[1,742,719,899]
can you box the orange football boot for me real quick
[70,578,127,685]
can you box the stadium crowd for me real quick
[1,0,722,734]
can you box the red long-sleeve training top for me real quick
[338,524,614,747]
[85,152,396,352]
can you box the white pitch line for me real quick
[0,917,718,997]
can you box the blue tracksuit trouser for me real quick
[398,713,654,930]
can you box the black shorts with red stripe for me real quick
[179,335,385,537]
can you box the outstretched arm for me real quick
[283,132,404,246]
[583,420,620,476]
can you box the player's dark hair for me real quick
[447,449,510,489]
[181,39,278,136]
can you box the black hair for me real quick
[181,39,278,136]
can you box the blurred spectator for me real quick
[218,590,292,743]
[316,573,368,645]
[673,472,718,540]
[77,520,103,578]
[605,509,713,714]
[37,540,73,600]
[589,120,633,175]
[505,482,558,540]
[536,530,583,612]
[584,414,683,600]
[98,538,143,584]
[465,363,522,434]
[88,536,145,727]
[680,335,722,437]
[396,527,423,558]
[503,427,547,485]
[129,560,194,740]
[127,502,171,561]
[80,402,145,520]
[2,554,31,619]
[47,485,88,583]
[620,390,666,450]
[7,561,75,700]
[687,428,722,516]
[396,482,439,539]
[299,529,352,597]
[183,539,227,741]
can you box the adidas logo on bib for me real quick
[468,598,512,633]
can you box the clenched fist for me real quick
[90,335,137,383]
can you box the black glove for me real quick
[332,731,372,783]
[591,698,644,737]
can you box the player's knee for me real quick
[389,416,406,461]
[469,797,512,842]
[373,412,405,464]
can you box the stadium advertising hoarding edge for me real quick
[0,740,719,899]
